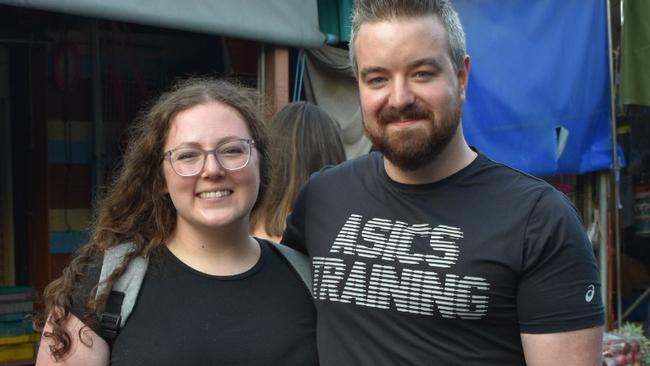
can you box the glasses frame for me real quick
[163,138,255,177]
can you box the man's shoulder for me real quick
[475,153,552,190]
[471,153,569,209]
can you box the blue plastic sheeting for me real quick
[455,1,613,175]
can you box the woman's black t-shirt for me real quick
[71,239,318,366]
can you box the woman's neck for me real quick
[166,220,260,276]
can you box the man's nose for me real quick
[389,79,415,110]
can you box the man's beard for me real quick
[364,100,462,171]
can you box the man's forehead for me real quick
[355,14,448,48]
[355,16,449,56]
[357,13,444,31]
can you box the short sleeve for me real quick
[517,188,604,333]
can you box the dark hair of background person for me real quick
[251,101,345,240]
[34,77,271,360]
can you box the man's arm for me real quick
[517,188,604,365]
[36,313,109,366]
[521,326,603,366]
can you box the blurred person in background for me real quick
[251,101,346,242]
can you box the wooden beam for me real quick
[263,46,289,120]
[27,46,52,297]
[0,48,14,285]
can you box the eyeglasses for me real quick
[163,138,255,177]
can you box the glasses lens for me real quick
[216,140,251,170]
[170,148,204,176]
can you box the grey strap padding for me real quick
[96,243,149,327]
[275,244,312,294]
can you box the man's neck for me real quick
[384,134,477,185]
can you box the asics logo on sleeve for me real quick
[585,284,595,302]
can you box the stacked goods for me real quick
[603,333,643,366]
[0,287,37,365]
[603,323,650,366]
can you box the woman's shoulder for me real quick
[256,238,311,293]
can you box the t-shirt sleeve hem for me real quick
[519,315,605,334]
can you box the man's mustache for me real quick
[377,103,434,125]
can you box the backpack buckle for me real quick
[99,312,121,340]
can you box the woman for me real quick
[35,78,318,365]
[251,101,346,241]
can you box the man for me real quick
[282,0,604,365]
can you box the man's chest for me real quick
[305,204,526,321]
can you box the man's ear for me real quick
[457,55,470,100]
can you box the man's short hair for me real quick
[349,0,466,75]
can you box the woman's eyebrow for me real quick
[169,136,248,149]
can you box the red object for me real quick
[53,43,81,93]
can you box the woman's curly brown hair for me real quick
[34,77,270,360]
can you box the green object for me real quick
[0,313,32,322]
[0,287,33,295]
[0,319,33,337]
[620,0,650,106]
[0,0,327,48]
[318,0,353,42]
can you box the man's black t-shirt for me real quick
[72,239,318,366]
[282,151,604,365]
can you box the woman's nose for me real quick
[201,153,225,178]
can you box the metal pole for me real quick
[621,287,650,321]
[605,0,623,327]
[91,20,104,190]
[599,173,609,321]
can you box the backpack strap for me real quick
[273,243,312,294]
[96,243,149,340]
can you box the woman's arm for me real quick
[36,313,109,366]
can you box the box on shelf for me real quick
[0,287,37,364]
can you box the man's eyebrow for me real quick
[359,58,444,79]
[359,66,386,80]
[409,58,443,70]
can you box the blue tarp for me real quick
[455,1,613,175]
